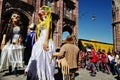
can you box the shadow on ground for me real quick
[54,71,79,80]
[114,76,120,80]
[2,69,24,77]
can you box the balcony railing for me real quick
[47,3,60,16]
[64,10,76,21]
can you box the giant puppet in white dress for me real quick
[0,12,25,74]
[25,6,56,80]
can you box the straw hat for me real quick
[64,35,75,43]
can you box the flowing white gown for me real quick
[0,27,25,71]
[25,27,56,80]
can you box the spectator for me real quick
[89,47,97,76]
[51,35,80,80]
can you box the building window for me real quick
[40,0,53,6]
[49,0,53,3]
[45,0,53,5]
[65,8,70,17]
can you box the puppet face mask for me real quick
[11,13,20,22]
[38,6,51,21]
[38,9,47,21]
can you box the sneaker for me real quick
[90,73,96,77]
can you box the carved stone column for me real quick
[57,0,63,48]
[112,0,120,52]
[73,0,78,45]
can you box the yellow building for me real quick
[78,39,113,53]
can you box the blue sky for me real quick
[62,0,113,44]
[78,0,113,44]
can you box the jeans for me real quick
[115,65,120,74]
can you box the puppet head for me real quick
[11,12,20,23]
[38,5,51,21]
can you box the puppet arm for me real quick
[50,50,65,63]
[43,23,50,51]
[1,34,6,50]
[50,52,69,75]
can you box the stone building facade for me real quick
[0,0,78,48]
[112,0,120,52]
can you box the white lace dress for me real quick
[0,26,25,71]
[25,27,56,80]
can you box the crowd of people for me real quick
[0,5,120,80]
[80,47,120,78]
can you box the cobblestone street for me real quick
[0,68,118,80]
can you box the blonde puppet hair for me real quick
[37,5,52,39]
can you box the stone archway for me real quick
[63,26,73,35]
[62,26,73,43]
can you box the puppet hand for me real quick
[43,43,49,51]
[17,37,23,45]
[57,59,61,68]
[24,72,27,76]
[50,52,60,64]
[1,44,5,50]
[59,58,69,75]
[1,41,5,50]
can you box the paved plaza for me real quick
[0,68,118,80]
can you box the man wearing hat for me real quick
[51,35,80,80]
